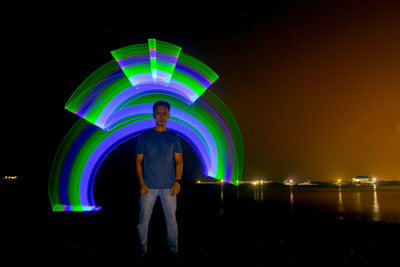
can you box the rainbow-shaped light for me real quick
[49,39,243,211]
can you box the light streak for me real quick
[49,39,243,211]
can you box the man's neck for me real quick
[153,126,167,132]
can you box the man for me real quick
[136,100,183,259]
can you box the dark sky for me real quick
[3,1,400,182]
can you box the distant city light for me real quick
[3,176,18,180]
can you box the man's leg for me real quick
[137,189,159,253]
[159,189,178,253]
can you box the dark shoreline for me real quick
[2,184,400,266]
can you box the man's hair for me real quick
[153,100,171,113]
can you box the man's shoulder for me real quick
[167,129,181,139]
[137,129,153,143]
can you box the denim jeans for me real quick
[137,188,178,253]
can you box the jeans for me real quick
[137,188,178,253]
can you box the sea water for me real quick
[206,182,400,223]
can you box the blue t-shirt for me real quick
[136,128,182,189]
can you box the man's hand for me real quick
[140,183,149,195]
[171,182,181,196]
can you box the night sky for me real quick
[3,1,400,183]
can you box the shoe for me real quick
[138,251,146,264]
[167,251,182,264]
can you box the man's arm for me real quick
[136,154,148,195]
[174,152,183,181]
[171,152,183,195]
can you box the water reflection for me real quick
[338,185,344,214]
[220,183,224,202]
[220,183,224,215]
[214,183,399,222]
[355,189,362,213]
[372,184,380,221]
[289,185,294,212]
[253,184,264,203]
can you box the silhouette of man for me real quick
[136,100,183,259]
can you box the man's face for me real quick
[153,105,170,127]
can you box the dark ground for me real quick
[2,183,400,266]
